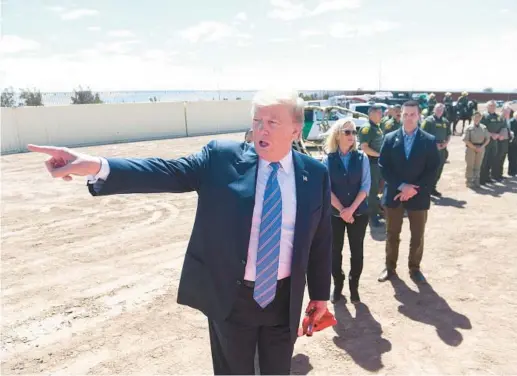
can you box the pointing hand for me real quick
[27,144,102,181]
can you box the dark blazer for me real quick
[87,139,332,341]
[510,118,517,144]
[379,127,440,210]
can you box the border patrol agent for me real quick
[421,103,451,197]
[358,105,385,227]
[480,100,505,184]
[463,111,490,187]
[382,105,402,135]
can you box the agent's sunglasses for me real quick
[340,129,357,136]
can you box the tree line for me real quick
[0,86,103,107]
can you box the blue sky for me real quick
[1,0,516,91]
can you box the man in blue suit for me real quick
[27,88,332,375]
[376,100,440,284]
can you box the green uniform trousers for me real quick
[369,161,381,216]
[434,148,447,189]
[493,140,509,179]
[480,138,498,183]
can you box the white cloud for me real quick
[312,0,362,15]
[300,29,325,37]
[107,30,135,38]
[46,6,65,12]
[270,37,293,43]
[76,39,141,57]
[0,53,220,91]
[0,35,41,54]
[179,21,251,43]
[234,12,248,22]
[88,26,101,31]
[269,0,361,21]
[142,49,178,60]
[329,20,399,38]
[60,9,99,20]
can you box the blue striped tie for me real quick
[254,162,282,308]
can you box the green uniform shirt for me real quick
[380,116,391,130]
[359,120,384,153]
[382,118,402,134]
[482,112,504,134]
[421,115,451,142]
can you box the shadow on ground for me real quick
[473,177,517,197]
[431,195,467,208]
[291,354,313,375]
[332,302,392,372]
[389,275,472,346]
[369,222,386,242]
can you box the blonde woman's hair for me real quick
[324,118,358,154]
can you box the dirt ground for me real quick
[2,129,517,375]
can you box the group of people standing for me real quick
[29,88,515,375]
[323,100,441,305]
[325,98,516,305]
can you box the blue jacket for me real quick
[379,127,440,210]
[326,150,369,216]
[87,140,332,342]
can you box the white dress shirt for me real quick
[244,151,297,281]
[87,151,297,282]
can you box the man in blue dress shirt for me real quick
[376,100,440,284]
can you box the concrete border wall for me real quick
[1,100,252,154]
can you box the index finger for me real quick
[27,144,64,156]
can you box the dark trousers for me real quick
[385,206,428,271]
[208,278,293,375]
[508,142,517,176]
[331,214,369,289]
[480,138,498,183]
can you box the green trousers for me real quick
[480,138,498,183]
[369,161,381,216]
[493,140,509,179]
[434,148,447,189]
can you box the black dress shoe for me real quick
[349,278,360,303]
[431,189,442,197]
[331,282,344,303]
[410,269,426,283]
[377,268,396,282]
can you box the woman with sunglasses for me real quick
[321,119,371,304]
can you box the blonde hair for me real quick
[251,88,305,124]
[324,118,358,153]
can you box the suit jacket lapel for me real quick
[291,150,309,267]
[393,128,406,159]
[233,145,259,259]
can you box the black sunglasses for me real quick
[341,129,357,136]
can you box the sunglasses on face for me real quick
[340,129,357,136]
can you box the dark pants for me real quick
[480,138,498,183]
[508,142,517,176]
[331,214,369,290]
[434,148,447,189]
[385,206,428,271]
[208,278,293,375]
[493,139,509,179]
[368,161,381,216]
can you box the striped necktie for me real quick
[254,162,282,308]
